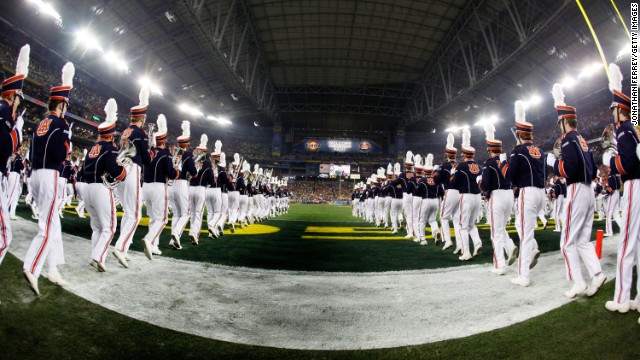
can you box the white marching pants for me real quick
[458,193,482,256]
[352,199,357,217]
[375,196,384,226]
[23,169,64,278]
[516,187,544,279]
[488,190,516,269]
[390,198,403,231]
[560,183,602,284]
[169,180,190,239]
[0,174,13,266]
[143,183,169,247]
[554,195,564,231]
[84,183,116,264]
[217,192,229,230]
[606,191,623,235]
[412,197,422,238]
[188,186,206,240]
[57,177,67,212]
[7,172,20,217]
[239,194,249,223]
[416,198,439,241]
[114,164,142,254]
[383,197,392,227]
[613,179,640,304]
[228,191,240,225]
[75,182,86,217]
[441,189,461,247]
[65,183,74,206]
[206,187,222,231]
[403,193,414,235]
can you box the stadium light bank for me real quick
[26,0,63,25]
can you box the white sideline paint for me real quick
[9,218,618,350]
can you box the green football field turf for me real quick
[2,202,639,359]
[14,202,610,272]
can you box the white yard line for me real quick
[9,218,619,350]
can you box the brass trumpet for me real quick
[600,124,618,154]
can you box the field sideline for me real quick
[1,203,639,358]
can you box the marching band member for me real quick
[411,155,424,242]
[402,151,415,239]
[602,64,640,313]
[388,164,403,234]
[451,129,483,261]
[24,62,74,295]
[188,135,211,245]
[237,161,251,227]
[500,100,545,287]
[213,151,230,235]
[604,170,622,237]
[552,176,566,232]
[141,115,179,260]
[75,149,88,218]
[7,149,24,220]
[113,86,152,258]
[482,121,517,274]
[547,83,605,298]
[207,141,224,237]
[435,134,460,251]
[83,99,126,271]
[0,44,28,268]
[414,154,441,245]
[169,121,197,249]
[382,164,393,228]
[227,153,242,232]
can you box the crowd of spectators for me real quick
[287,180,353,203]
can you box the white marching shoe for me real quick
[90,259,107,272]
[442,241,453,251]
[458,253,472,261]
[529,249,541,269]
[507,246,518,266]
[510,276,530,287]
[10,215,17,220]
[419,240,427,246]
[47,267,67,286]
[452,246,461,255]
[473,245,482,257]
[585,273,606,297]
[113,250,129,268]
[605,300,632,313]
[142,239,153,260]
[490,267,506,275]
[23,270,40,297]
[152,245,162,256]
[564,281,587,298]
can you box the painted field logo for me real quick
[306,140,320,151]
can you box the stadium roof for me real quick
[2,0,631,135]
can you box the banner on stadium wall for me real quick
[306,163,319,176]
[293,138,383,153]
[272,125,282,157]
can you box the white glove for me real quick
[68,121,74,140]
[432,165,440,171]
[636,143,640,162]
[499,153,507,163]
[450,168,456,176]
[602,149,613,167]
[476,176,482,184]
[546,154,556,168]
[150,134,157,148]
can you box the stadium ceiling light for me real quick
[616,44,631,61]
[217,117,232,125]
[561,76,577,89]
[105,51,128,72]
[474,114,499,127]
[75,29,104,53]
[138,77,163,96]
[27,0,63,25]
[577,62,603,79]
